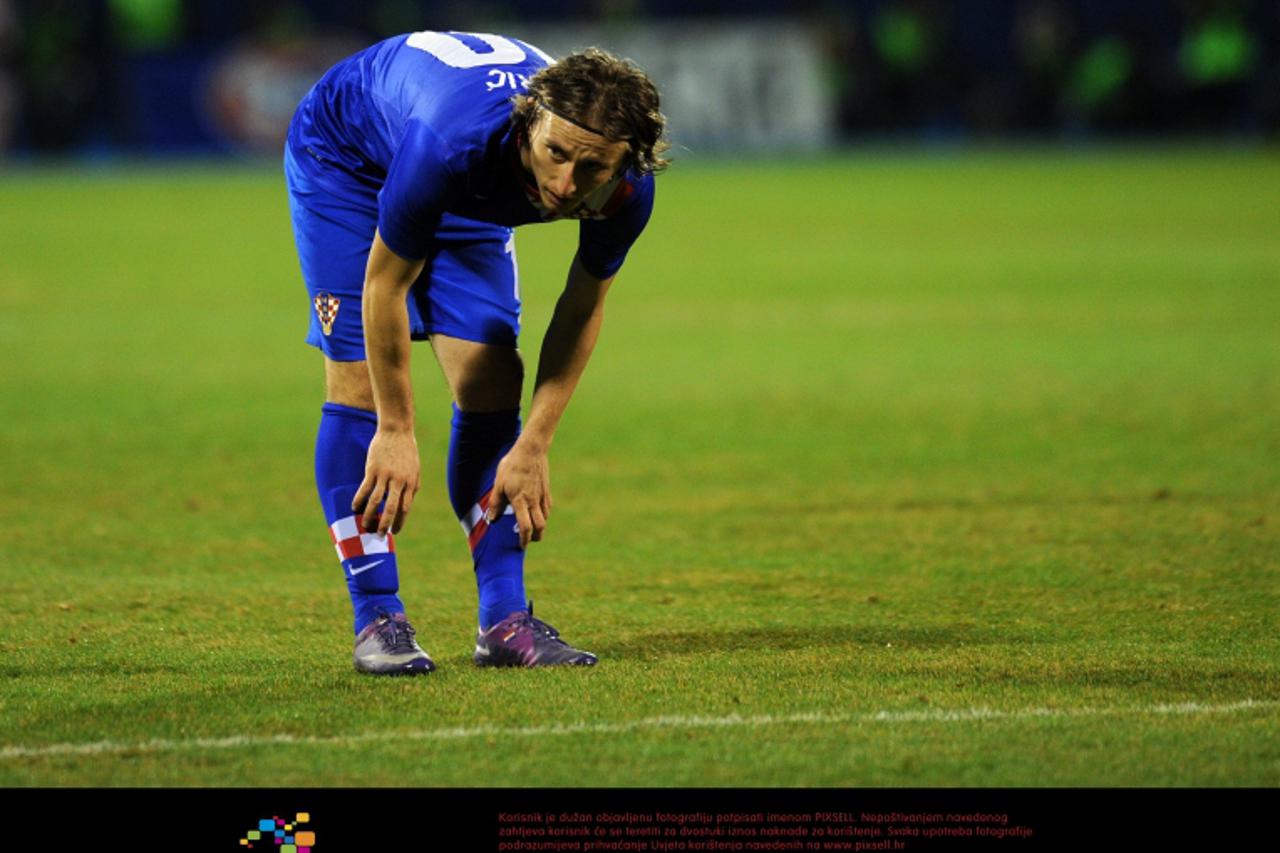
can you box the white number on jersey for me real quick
[407,31,531,68]
[505,230,520,302]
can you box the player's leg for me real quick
[317,358,403,632]
[286,144,432,675]
[432,334,596,666]
[430,333,528,629]
[317,358,431,674]
[418,229,596,666]
[325,358,375,410]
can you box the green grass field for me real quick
[1,148,1277,787]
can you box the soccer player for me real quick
[285,31,667,675]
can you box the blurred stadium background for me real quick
[2,0,1278,798]
[3,0,1279,158]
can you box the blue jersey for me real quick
[287,31,655,280]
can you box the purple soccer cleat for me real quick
[473,603,598,667]
[353,608,436,676]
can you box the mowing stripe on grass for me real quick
[3,700,1275,761]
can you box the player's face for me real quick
[522,110,630,214]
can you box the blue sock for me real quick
[315,402,404,635]
[447,404,527,631]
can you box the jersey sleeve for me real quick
[576,173,656,280]
[377,120,460,260]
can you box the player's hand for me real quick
[487,443,552,549]
[353,428,420,536]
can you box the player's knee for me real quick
[454,347,524,412]
[324,358,375,410]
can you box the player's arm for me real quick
[352,230,426,536]
[487,254,614,547]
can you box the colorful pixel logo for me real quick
[238,813,316,851]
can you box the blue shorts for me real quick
[284,145,521,362]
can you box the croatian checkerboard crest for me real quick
[314,292,340,336]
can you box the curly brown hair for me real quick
[512,47,670,175]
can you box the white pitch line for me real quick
[2,699,1275,761]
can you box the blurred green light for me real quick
[1181,18,1257,84]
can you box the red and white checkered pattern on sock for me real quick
[460,489,516,551]
[329,515,395,561]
